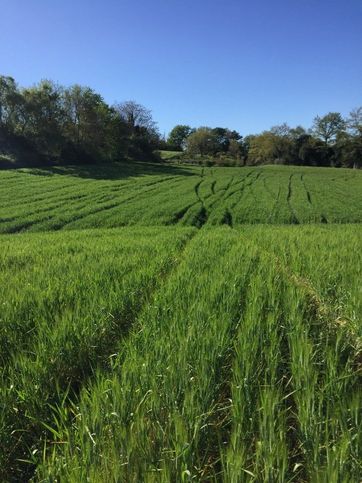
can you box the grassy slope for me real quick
[0,163,361,232]
[157,150,183,160]
[0,163,361,481]
[0,227,195,481]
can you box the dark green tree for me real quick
[20,80,65,157]
[0,76,27,134]
[185,127,220,155]
[212,127,241,153]
[312,112,345,145]
[167,125,194,150]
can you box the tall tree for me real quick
[0,75,22,131]
[113,100,160,157]
[228,138,242,159]
[114,101,157,132]
[167,124,194,150]
[185,127,220,155]
[62,85,115,160]
[212,127,241,153]
[312,112,345,145]
[339,107,362,168]
[20,80,65,157]
[247,129,293,165]
[347,107,362,135]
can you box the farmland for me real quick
[0,164,361,233]
[0,163,361,482]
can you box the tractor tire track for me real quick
[262,174,279,202]
[194,179,204,202]
[300,174,312,205]
[287,174,299,224]
[27,178,184,233]
[4,228,199,483]
[267,186,281,223]
[228,170,261,211]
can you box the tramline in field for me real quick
[0,164,361,232]
[0,163,361,482]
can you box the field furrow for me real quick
[0,227,196,481]
[0,163,361,481]
[22,225,361,482]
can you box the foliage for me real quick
[0,73,361,168]
[167,124,194,150]
[185,127,220,155]
[312,112,346,145]
[0,76,161,165]
[0,223,360,481]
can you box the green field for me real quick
[0,164,361,233]
[0,163,361,482]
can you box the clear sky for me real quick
[1,0,361,136]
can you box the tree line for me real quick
[1,75,361,168]
[167,110,362,168]
[0,75,160,165]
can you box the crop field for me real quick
[0,163,361,233]
[0,163,361,482]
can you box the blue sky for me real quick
[1,0,361,136]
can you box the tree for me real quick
[62,84,116,161]
[270,123,291,138]
[113,100,161,158]
[20,80,65,157]
[0,75,163,165]
[312,112,345,145]
[167,124,194,150]
[347,107,362,135]
[212,127,242,153]
[296,135,326,166]
[114,100,157,132]
[185,127,220,155]
[0,76,20,130]
[342,136,362,168]
[246,129,293,165]
[246,132,276,165]
[228,139,242,159]
[337,108,362,168]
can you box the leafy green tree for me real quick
[247,132,275,165]
[228,138,242,159]
[212,127,241,153]
[342,135,362,168]
[185,127,220,155]
[247,127,293,165]
[20,80,65,157]
[288,126,307,141]
[335,109,362,168]
[167,125,194,150]
[62,85,117,161]
[295,135,326,166]
[312,112,345,145]
[0,76,23,132]
[347,107,362,135]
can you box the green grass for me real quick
[0,226,195,480]
[0,163,361,233]
[0,162,361,481]
[157,150,184,160]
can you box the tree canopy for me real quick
[167,125,194,150]
[0,76,161,165]
[0,74,360,169]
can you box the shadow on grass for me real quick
[20,161,196,181]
